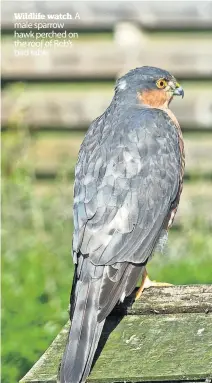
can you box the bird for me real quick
[59,66,185,383]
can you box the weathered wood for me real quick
[175,182,212,227]
[2,87,212,130]
[20,285,212,383]
[2,1,212,30]
[115,285,212,315]
[89,313,212,382]
[13,135,212,178]
[28,181,212,229]
[2,37,212,80]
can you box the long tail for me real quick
[59,275,105,383]
[59,259,145,383]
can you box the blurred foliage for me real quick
[149,230,212,284]
[2,84,212,383]
[1,84,74,383]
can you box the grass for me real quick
[149,230,212,284]
[2,170,74,383]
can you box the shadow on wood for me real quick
[20,285,212,383]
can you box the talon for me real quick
[136,268,173,300]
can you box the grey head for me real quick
[115,66,184,106]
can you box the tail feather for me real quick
[81,319,105,382]
[59,260,144,383]
[59,278,105,383]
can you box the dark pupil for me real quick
[160,81,164,87]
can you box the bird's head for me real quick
[115,66,184,108]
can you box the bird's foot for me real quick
[135,270,173,300]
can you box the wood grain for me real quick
[19,285,212,383]
[114,284,212,315]
[2,87,212,130]
[2,1,212,30]
[2,38,212,80]
[20,135,212,178]
[30,181,212,229]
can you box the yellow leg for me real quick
[136,268,173,300]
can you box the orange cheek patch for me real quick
[138,89,169,108]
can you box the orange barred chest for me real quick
[166,108,185,180]
[165,108,185,229]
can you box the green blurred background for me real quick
[1,1,212,382]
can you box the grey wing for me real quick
[73,108,181,265]
[72,108,181,318]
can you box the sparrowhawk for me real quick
[59,66,185,383]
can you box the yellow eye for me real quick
[156,79,167,89]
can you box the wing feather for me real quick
[73,108,180,266]
[72,107,181,319]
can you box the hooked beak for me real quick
[173,84,184,98]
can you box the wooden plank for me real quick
[2,1,212,31]
[175,182,212,227]
[2,130,212,177]
[89,313,212,382]
[2,37,212,80]
[17,135,212,177]
[114,284,212,315]
[19,285,212,383]
[32,181,212,229]
[2,86,212,130]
